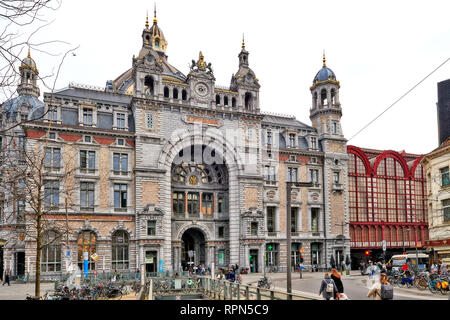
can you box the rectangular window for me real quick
[0,200,4,224]
[80,150,96,173]
[289,133,296,148]
[311,137,317,149]
[267,131,272,145]
[173,192,185,215]
[251,222,258,236]
[218,249,225,265]
[311,208,319,233]
[201,193,213,217]
[116,113,126,128]
[443,199,450,222]
[45,147,61,171]
[291,207,298,232]
[17,200,25,222]
[83,108,93,125]
[187,192,199,216]
[114,184,127,210]
[80,182,95,210]
[217,195,223,213]
[218,226,224,238]
[332,121,338,134]
[44,181,59,207]
[247,126,253,141]
[309,169,319,184]
[267,207,276,233]
[441,167,450,186]
[48,106,58,121]
[113,153,128,174]
[147,220,156,236]
[265,166,276,183]
[333,171,340,184]
[287,167,297,182]
[146,113,155,129]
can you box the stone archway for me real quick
[181,228,206,270]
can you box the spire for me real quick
[145,11,149,28]
[27,46,31,58]
[242,33,245,49]
[153,3,157,23]
[323,50,326,67]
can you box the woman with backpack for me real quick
[331,268,344,300]
[367,273,393,300]
[318,272,338,300]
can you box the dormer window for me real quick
[155,39,160,48]
[48,106,58,121]
[84,136,92,143]
[49,132,56,140]
[289,134,296,148]
[82,107,93,126]
[116,112,126,129]
[311,137,317,150]
[117,139,125,146]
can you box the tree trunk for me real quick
[35,207,41,297]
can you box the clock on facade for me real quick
[194,83,208,97]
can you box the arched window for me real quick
[78,231,96,271]
[244,92,252,109]
[320,89,327,106]
[164,86,169,98]
[41,230,61,272]
[224,96,228,106]
[216,94,221,105]
[232,97,236,108]
[144,76,154,95]
[413,164,426,223]
[173,88,179,99]
[112,230,129,270]
[182,89,187,100]
[331,88,336,104]
[313,92,318,108]
[155,38,160,48]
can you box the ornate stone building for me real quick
[0,12,350,278]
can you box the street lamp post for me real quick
[286,181,313,295]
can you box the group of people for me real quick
[215,265,242,283]
[318,268,346,300]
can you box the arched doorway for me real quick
[181,228,206,270]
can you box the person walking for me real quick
[331,268,344,300]
[2,268,10,286]
[318,273,338,300]
[367,273,392,300]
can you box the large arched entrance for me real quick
[181,228,206,270]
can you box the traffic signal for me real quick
[364,250,371,256]
[300,256,304,263]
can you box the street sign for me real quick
[382,240,386,251]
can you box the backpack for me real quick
[381,284,393,300]
[325,280,334,293]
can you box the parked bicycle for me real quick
[257,276,272,289]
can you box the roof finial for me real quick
[27,46,31,58]
[145,10,149,28]
[153,3,157,23]
[323,50,326,67]
[242,33,245,49]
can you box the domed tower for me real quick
[230,36,260,112]
[18,48,40,98]
[309,53,350,269]
[142,6,168,55]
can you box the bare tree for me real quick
[0,125,78,297]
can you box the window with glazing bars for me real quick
[44,181,59,207]
[116,113,126,128]
[80,182,95,209]
[113,153,128,174]
[83,108,93,125]
[80,150,95,173]
[41,230,61,272]
[441,167,449,186]
[267,207,275,232]
[173,192,185,215]
[45,147,61,170]
[147,220,156,236]
[114,184,127,210]
[187,192,199,215]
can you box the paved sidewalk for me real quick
[0,281,54,300]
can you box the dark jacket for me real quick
[319,276,338,300]
[331,274,344,293]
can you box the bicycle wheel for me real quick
[416,278,428,290]
[428,281,438,294]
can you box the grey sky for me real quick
[21,0,450,154]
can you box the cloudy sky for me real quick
[21,0,450,154]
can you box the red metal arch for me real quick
[372,150,411,178]
[410,155,424,179]
[347,145,372,175]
